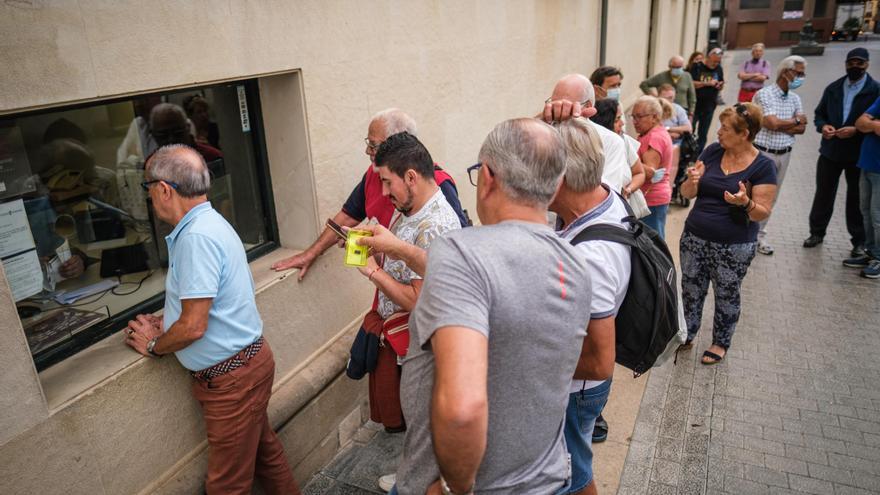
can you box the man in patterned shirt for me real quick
[752,55,808,255]
[355,132,461,492]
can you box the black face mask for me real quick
[847,66,866,81]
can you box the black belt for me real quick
[755,144,792,155]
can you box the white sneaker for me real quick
[378,473,396,492]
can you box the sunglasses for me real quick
[141,179,180,192]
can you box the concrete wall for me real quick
[0,1,709,493]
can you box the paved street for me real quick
[618,41,880,495]
[303,41,880,495]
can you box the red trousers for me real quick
[738,88,758,103]
[192,339,300,495]
[364,310,404,430]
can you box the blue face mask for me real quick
[789,76,804,90]
[670,67,684,77]
[606,88,621,101]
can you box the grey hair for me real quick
[778,55,807,74]
[371,108,418,137]
[635,95,663,119]
[553,118,605,193]
[478,118,566,207]
[146,144,211,198]
[149,102,188,128]
[751,42,765,50]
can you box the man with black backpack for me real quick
[549,118,631,495]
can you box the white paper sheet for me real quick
[3,249,43,301]
[0,198,36,258]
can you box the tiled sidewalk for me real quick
[618,42,880,495]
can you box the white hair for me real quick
[478,118,566,207]
[751,43,765,50]
[371,108,418,137]
[634,95,663,119]
[553,118,605,193]
[147,144,211,198]
[778,55,807,74]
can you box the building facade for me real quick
[0,1,710,493]
[724,0,837,48]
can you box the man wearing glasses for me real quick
[271,108,467,279]
[126,144,300,494]
[752,55,808,255]
[360,118,592,495]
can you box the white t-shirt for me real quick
[556,189,632,392]
[378,188,461,319]
[590,119,634,193]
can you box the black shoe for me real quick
[851,245,866,258]
[803,235,823,248]
[593,415,608,443]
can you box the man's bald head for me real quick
[150,103,191,147]
[478,118,566,207]
[669,55,685,68]
[146,144,211,198]
[551,74,596,107]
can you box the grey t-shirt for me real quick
[396,221,592,495]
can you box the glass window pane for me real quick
[0,80,274,368]
[740,0,771,9]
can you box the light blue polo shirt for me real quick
[163,202,262,371]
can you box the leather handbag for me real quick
[382,311,411,358]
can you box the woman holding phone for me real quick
[679,103,777,364]
[633,96,675,238]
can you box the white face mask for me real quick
[670,67,684,77]
[606,88,621,101]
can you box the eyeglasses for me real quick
[630,113,652,120]
[545,97,590,107]
[364,138,381,151]
[467,162,494,186]
[141,179,179,191]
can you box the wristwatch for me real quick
[794,116,802,125]
[440,477,474,495]
[146,337,162,357]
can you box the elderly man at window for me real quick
[271,108,466,279]
[125,145,300,495]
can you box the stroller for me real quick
[671,131,699,207]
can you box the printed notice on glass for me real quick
[3,249,43,301]
[237,85,251,132]
[0,199,36,258]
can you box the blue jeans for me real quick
[643,204,669,240]
[860,170,880,258]
[693,105,717,154]
[564,380,612,493]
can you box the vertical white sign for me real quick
[237,85,251,132]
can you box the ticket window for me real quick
[0,80,277,370]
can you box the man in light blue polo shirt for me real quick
[125,144,299,495]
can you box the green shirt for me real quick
[640,70,696,115]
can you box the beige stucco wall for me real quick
[0,1,601,493]
[0,1,711,493]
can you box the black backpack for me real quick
[571,208,680,377]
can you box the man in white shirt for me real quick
[752,55,808,254]
[549,118,632,495]
[542,74,640,196]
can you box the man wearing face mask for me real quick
[590,66,623,101]
[640,55,696,119]
[691,48,726,154]
[752,55,809,255]
[806,48,878,259]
